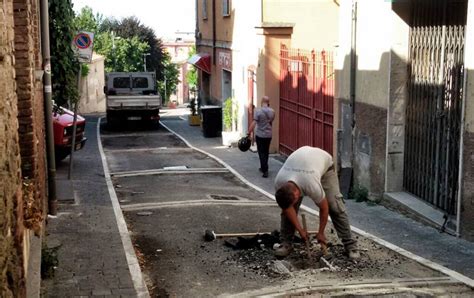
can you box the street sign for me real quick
[72,31,94,63]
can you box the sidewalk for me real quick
[160,107,474,281]
[42,116,137,297]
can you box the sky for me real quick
[71,0,196,39]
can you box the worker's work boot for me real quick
[347,249,360,260]
[274,243,293,258]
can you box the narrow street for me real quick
[97,111,474,297]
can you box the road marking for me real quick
[97,117,150,298]
[103,147,194,153]
[160,120,474,289]
[111,167,229,178]
[100,132,170,138]
[121,200,277,212]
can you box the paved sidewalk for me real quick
[161,107,474,281]
[42,116,137,297]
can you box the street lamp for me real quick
[143,53,151,72]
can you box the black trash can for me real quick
[200,105,222,138]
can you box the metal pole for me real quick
[164,76,167,103]
[40,0,57,215]
[68,63,82,180]
[143,54,147,72]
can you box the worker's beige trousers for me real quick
[280,168,358,251]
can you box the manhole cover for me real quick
[210,194,240,201]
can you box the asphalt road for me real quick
[100,118,474,297]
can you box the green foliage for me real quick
[74,10,171,84]
[49,0,79,106]
[349,184,369,202]
[223,98,238,131]
[99,16,166,81]
[73,6,102,33]
[41,245,60,279]
[186,46,197,88]
[81,64,89,77]
[157,54,180,103]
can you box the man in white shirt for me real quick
[274,146,359,259]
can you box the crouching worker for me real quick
[274,146,359,260]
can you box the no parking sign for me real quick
[72,31,94,63]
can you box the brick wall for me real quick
[0,0,26,296]
[13,0,46,221]
[0,0,46,295]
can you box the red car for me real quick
[52,105,87,161]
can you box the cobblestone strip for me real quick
[97,118,150,298]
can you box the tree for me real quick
[99,16,166,81]
[186,45,197,89]
[158,53,180,103]
[73,6,102,33]
[49,0,79,106]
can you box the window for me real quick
[222,0,230,17]
[202,0,208,20]
[132,77,149,89]
[113,77,130,89]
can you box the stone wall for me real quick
[0,0,26,296]
[461,131,474,240]
[353,102,388,199]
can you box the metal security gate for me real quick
[404,0,467,215]
[279,45,334,156]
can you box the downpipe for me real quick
[40,0,57,215]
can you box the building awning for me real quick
[187,53,211,74]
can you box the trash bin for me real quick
[200,105,222,138]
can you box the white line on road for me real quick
[122,200,277,212]
[97,118,150,298]
[103,147,194,153]
[160,120,474,289]
[111,167,229,178]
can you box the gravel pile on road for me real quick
[221,234,407,280]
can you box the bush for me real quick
[349,184,369,202]
[41,245,60,279]
[223,98,237,131]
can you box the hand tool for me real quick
[204,229,318,242]
[301,214,313,262]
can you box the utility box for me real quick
[201,105,222,138]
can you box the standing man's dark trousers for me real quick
[256,136,272,176]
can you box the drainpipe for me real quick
[195,0,199,41]
[456,70,466,237]
[349,0,358,165]
[456,39,470,237]
[212,0,216,65]
[40,0,57,215]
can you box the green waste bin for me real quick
[200,105,222,138]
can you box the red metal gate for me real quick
[279,44,335,156]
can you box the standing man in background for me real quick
[248,96,275,178]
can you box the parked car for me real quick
[52,104,87,161]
